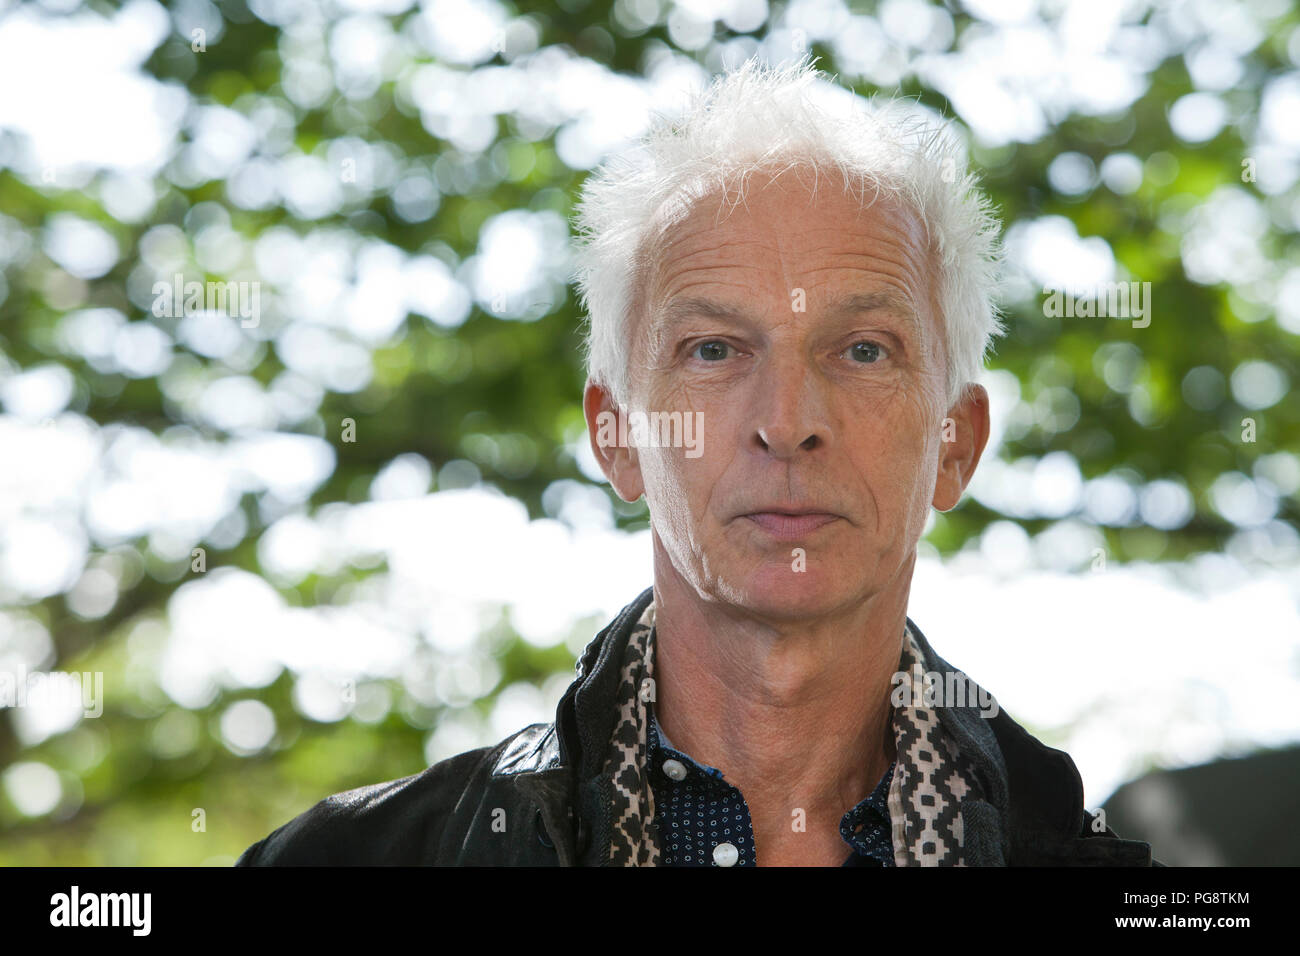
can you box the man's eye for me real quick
[847,341,885,363]
[695,341,729,361]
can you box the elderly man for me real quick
[237,58,1157,867]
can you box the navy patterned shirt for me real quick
[647,707,896,867]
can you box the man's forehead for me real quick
[631,176,940,367]
[646,183,931,303]
[657,288,923,333]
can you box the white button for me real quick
[713,842,739,867]
[662,759,687,781]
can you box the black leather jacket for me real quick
[236,587,1158,866]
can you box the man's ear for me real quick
[932,384,990,513]
[583,381,645,503]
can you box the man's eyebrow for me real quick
[825,290,921,330]
[657,297,752,328]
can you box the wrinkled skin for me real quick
[583,168,991,865]
[588,169,989,620]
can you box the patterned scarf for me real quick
[604,600,987,866]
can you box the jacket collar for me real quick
[543,587,1151,865]
[553,588,1008,788]
[902,617,1012,860]
[557,586,655,781]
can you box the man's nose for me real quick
[751,354,830,459]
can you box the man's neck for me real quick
[650,556,910,866]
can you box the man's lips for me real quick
[741,511,842,539]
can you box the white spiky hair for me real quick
[571,54,1004,411]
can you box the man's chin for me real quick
[717,564,857,621]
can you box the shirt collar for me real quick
[645,700,896,860]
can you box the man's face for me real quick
[587,170,988,619]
